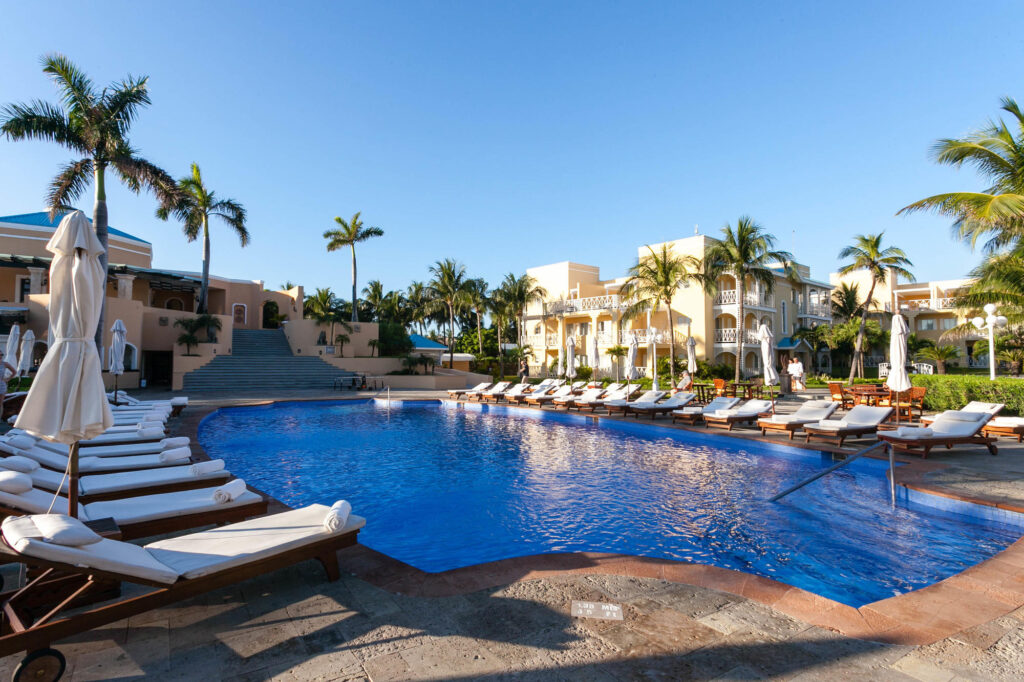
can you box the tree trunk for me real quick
[666,302,677,388]
[848,279,876,384]
[497,321,504,379]
[93,163,108,353]
[199,215,211,314]
[448,303,455,366]
[350,245,359,322]
[735,279,744,383]
[476,308,483,356]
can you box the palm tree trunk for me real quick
[199,216,211,314]
[476,308,483,356]
[848,279,876,384]
[735,279,744,382]
[448,303,455,366]
[93,163,108,353]
[666,302,677,388]
[497,322,504,379]
[350,245,359,322]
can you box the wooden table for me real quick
[847,385,890,406]
[731,382,759,399]
[693,383,714,404]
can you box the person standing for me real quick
[0,351,17,406]
[517,358,530,383]
[790,357,806,391]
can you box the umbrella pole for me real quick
[113,374,119,406]
[68,442,80,518]
[888,442,896,508]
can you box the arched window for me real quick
[165,298,183,311]
[123,343,138,371]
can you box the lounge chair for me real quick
[109,391,188,416]
[447,381,492,399]
[483,382,527,403]
[625,392,696,419]
[11,433,189,458]
[523,385,574,406]
[2,441,200,475]
[803,405,893,446]
[702,399,775,430]
[507,379,564,404]
[0,455,232,502]
[0,477,268,540]
[603,390,666,415]
[671,397,742,424]
[572,386,628,412]
[0,505,363,674]
[757,400,839,439]
[878,410,998,458]
[921,401,1004,425]
[469,381,511,402]
[553,388,605,410]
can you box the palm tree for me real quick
[367,339,379,357]
[916,345,960,375]
[156,163,248,314]
[465,278,490,357]
[703,217,796,382]
[279,281,297,291]
[1,54,178,348]
[499,274,547,347]
[426,259,471,367]
[335,332,351,357]
[620,244,702,387]
[406,281,430,334]
[323,212,384,322]
[361,280,386,321]
[998,347,1024,375]
[837,233,914,382]
[174,318,202,355]
[606,344,628,382]
[304,287,350,349]
[379,290,408,324]
[830,282,869,321]
[489,286,513,379]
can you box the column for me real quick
[115,274,135,300]
[27,267,45,295]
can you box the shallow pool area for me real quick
[198,399,1024,607]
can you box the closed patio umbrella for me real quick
[5,324,19,377]
[566,335,577,380]
[109,319,128,405]
[14,210,113,517]
[556,344,565,378]
[758,323,779,413]
[649,332,659,391]
[884,313,912,505]
[625,332,639,395]
[17,329,34,378]
[686,335,697,374]
[589,335,600,379]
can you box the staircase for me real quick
[182,329,359,391]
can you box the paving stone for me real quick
[362,651,411,680]
[696,601,808,640]
[891,653,957,682]
[650,582,740,618]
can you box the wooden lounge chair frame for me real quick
[0,520,361,680]
[803,424,881,447]
[878,433,998,459]
[982,422,1024,443]
[703,411,772,431]
[758,419,809,439]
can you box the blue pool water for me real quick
[198,400,1024,607]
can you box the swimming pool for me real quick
[198,399,1024,607]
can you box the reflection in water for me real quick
[199,401,1023,607]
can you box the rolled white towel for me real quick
[190,459,225,476]
[170,397,188,406]
[896,426,933,439]
[679,407,702,414]
[324,500,352,532]
[212,478,247,503]
[139,421,165,430]
[159,446,192,463]
[138,426,164,440]
[712,409,737,418]
[161,436,190,449]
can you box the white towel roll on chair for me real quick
[212,479,247,503]
[323,500,352,532]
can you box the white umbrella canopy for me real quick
[17,329,34,376]
[565,335,577,379]
[109,319,127,375]
[649,333,659,391]
[625,333,640,380]
[686,335,697,374]
[589,335,600,378]
[15,211,113,517]
[886,313,912,424]
[4,324,19,373]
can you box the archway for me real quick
[262,300,281,329]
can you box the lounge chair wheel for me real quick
[13,648,66,682]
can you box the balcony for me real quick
[595,331,617,346]
[798,304,832,319]
[899,297,959,312]
[628,329,688,345]
[547,295,631,315]
[713,328,759,344]
[713,290,774,309]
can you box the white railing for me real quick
[714,290,737,305]
[596,331,617,346]
[545,333,559,346]
[548,295,631,314]
[713,328,759,344]
[936,297,956,309]
[864,355,885,367]
[799,305,831,318]
[713,290,774,308]
[628,329,689,345]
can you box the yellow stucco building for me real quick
[524,234,834,378]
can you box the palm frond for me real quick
[100,74,150,136]
[41,54,95,117]
[0,100,87,153]
[46,158,93,218]
[210,198,249,246]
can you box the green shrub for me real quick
[911,375,1024,415]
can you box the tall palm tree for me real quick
[426,259,471,366]
[465,278,490,357]
[361,280,386,321]
[830,282,869,321]
[156,163,248,314]
[703,217,796,382]
[379,290,408,324]
[304,287,350,349]
[323,212,384,322]
[619,244,702,387]
[1,54,178,348]
[406,281,429,334]
[837,233,914,382]
[499,274,547,347]
[489,286,514,379]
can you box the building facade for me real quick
[524,234,834,378]
[0,211,303,388]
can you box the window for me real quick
[918,319,936,331]
[781,301,787,332]
[165,298,183,311]
[233,304,246,325]
[941,318,956,330]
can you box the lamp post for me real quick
[972,303,1008,381]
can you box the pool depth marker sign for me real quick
[571,600,624,621]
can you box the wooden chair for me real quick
[713,378,727,397]
[909,386,927,420]
[827,382,854,410]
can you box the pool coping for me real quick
[182,395,1024,646]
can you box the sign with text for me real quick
[570,600,624,621]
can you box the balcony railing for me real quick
[799,304,832,318]
[547,295,631,315]
[713,290,774,308]
[899,298,959,312]
[713,328,759,344]
[596,331,617,346]
[627,329,688,345]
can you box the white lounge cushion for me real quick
[734,400,774,416]
[931,418,986,438]
[31,514,102,546]
[0,455,40,473]
[145,505,365,580]
[0,471,33,494]
[82,487,262,525]
[78,465,230,496]
[0,486,86,516]
[939,410,987,423]
[962,401,1004,415]
[841,406,893,427]
[1,516,180,584]
[895,426,934,439]
[3,434,36,451]
[989,417,1024,427]
[702,398,741,413]
[813,419,847,431]
[631,393,695,410]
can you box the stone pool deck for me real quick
[2,387,1022,680]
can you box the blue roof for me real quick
[0,211,150,245]
[776,336,806,350]
[409,333,447,350]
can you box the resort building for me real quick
[523,234,834,378]
[828,270,984,368]
[0,211,303,388]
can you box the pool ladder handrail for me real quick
[770,441,892,503]
[370,385,391,406]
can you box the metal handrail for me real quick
[770,441,888,502]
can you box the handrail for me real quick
[770,441,887,502]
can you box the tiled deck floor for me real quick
[2,387,1022,680]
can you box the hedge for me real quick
[910,375,1024,415]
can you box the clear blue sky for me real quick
[1,1,1019,297]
